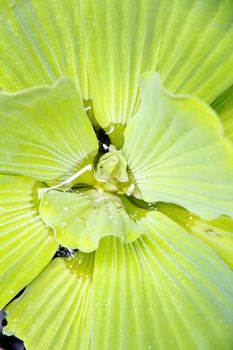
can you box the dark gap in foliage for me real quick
[0,333,25,350]
[0,309,25,350]
[95,127,111,154]
[53,245,77,259]
[2,319,7,327]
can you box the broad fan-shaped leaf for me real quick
[4,253,94,350]
[39,189,143,252]
[92,212,233,350]
[157,202,233,269]
[82,0,233,135]
[123,72,233,220]
[1,1,233,134]
[0,0,89,98]
[0,175,58,310]
[0,79,98,182]
[212,84,233,142]
[5,212,233,349]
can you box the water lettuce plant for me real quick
[0,0,233,349]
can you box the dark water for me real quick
[0,310,25,350]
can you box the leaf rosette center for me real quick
[94,146,135,195]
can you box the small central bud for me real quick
[94,146,134,195]
[95,147,128,183]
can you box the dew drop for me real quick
[105,125,115,135]
[126,183,135,196]
[60,221,67,227]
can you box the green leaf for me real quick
[0,79,98,183]
[191,216,233,270]
[5,212,233,350]
[123,72,233,220]
[4,253,94,349]
[212,84,233,142]
[157,202,233,270]
[0,0,89,98]
[1,1,233,134]
[39,189,143,252]
[81,0,233,135]
[92,212,233,350]
[0,174,58,310]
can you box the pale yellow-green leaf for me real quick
[0,174,58,310]
[0,0,89,98]
[212,84,233,142]
[0,79,98,183]
[4,253,94,350]
[92,212,233,350]
[39,189,143,252]
[157,202,233,269]
[5,212,233,350]
[81,0,233,137]
[1,1,233,136]
[123,72,233,220]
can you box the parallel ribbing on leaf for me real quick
[0,0,233,138]
[92,212,233,350]
[4,212,233,350]
[0,0,89,98]
[81,0,233,133]
[0,79,98,182]
[0,175,58,309]
[5,254,94,350]
[123,73,233,220]
[157,202,233,270]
